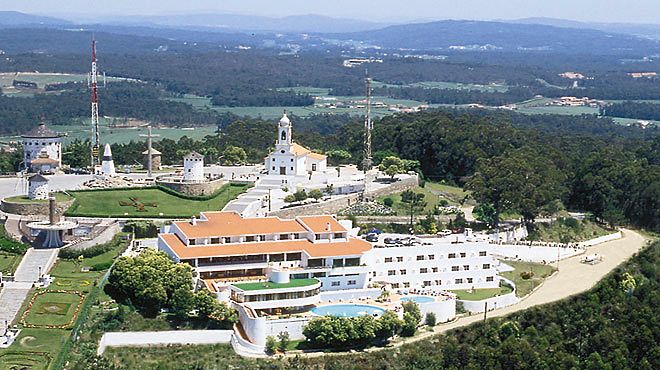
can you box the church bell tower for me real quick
[277,112,292,147]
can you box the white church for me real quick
[264,113,326,176]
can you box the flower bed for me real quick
[339,202,396,216]
[19,290,85,329]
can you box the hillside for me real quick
[337,20,660,55]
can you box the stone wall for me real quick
[1,199,74,217]
[156,178,227,196]
[270,175,419,218]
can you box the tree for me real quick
[474,203,497,228]
[277,331,290,353]
[425,312,437,327]
[170,287,195,319]
[194,290,219,319]
[265,336,277,355]
[324,184,334,196]
[401,301,422,337]
[293,189,308,202]
[375,311,403,341]
[401,190,427,230]
[383,197,394,207]
[221,145,247,165]
[379,156,406,179]
[308,189,323,200]
[326,149,352,166]
[62,139,91,169]
[284,194,296,203]
[418,213,437,234]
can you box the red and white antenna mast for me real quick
[90,38,101,167]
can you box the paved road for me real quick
[281,228,649,358]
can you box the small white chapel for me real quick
[264,113,327,176]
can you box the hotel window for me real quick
[345,258,360,267]
[486,276,494,282]
[400,269,407,275]
[451,266,459,271]
[483,264,491,269]
[435,280,442,285]
[332,259,344,268]
[245,236,255,242]
[391,283,400,289]
[290,167,294,171]
[388,270,396,276]
[313,272,327,278]
[397,256,404,262]
[460,253,466,258]
[270,254,284,262]
[479,251,487,256]
[467,278,473,283]
[428,255,435,260]
[416,255,424,261]
[403,282,410,288]
[290,158,294,162]
[423,281,431,287]
[448,253,456,259]
[286,253,302,261]
[420,268,428,274]
[189,239,196,246]
[210,237,220,244]
[223,237,231,243]
[315,234,321,240]
[272,166,275,171]
[455,278,463,284]
[384,257,393,263]
[348,280,356,285]
[463,265,470,270]
[432,267,438,273]
[279,234,290,240]
[334,233,343,239]
[331,281,340,287]
[258,235,266,241]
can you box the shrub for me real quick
[59,236,123,259]
[265,336,277,355]
[283,194,296,203]
[90,261,113,271]
[520,271,534,280]
[0,224,28,254]
[277,331,290,353]
[293,189,308,202]
[308,189,323,200]
[456,301,466,314]
[383,197,394,207]
[123,220,159,238]
[401,312,417,337]
[425,312,437,327]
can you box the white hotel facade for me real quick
[158,211,504,346]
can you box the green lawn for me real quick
[22,291,84,328]
[500,261,557,297]
[377,184,460,216]
[65,184,249,218]
[451,285,513,301]
[3,192,73,203]
[527,218,610,243]
[0,251,21,274]
[233,278,319,291]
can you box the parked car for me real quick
[384,237,397,245]
[365,233,379,242]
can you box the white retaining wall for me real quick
[97,330,233,355]
[417,298,456,323]
[459,291,519,314]
[579,231,622,247]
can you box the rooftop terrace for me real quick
[232,278,319,291]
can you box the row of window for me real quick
[330,280,357,287]
[25,142,57,146]
[387,263,491,276]
[390,276,494,289]
[384,251,488,263]
[189,233,308,245]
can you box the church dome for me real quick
[279,113,291,126]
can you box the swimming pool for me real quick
[311,304,386,318]
[400,295,435,304]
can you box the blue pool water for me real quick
[400,295,435,304]
[311,304,386,318]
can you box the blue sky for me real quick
[1,0,658,24]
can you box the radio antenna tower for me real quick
[89,38,101,167]
[362,70,373,172]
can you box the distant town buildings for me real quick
[559,72,586,80]
[342,57,383,68]
[628,72,657,78]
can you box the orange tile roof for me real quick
[291,143,311,156]
[298,216,346,233]
[160,233,371,259]
[307,152,327,160]
[174,211,307,238]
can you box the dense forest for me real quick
[603,101,660,121]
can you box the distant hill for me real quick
[65,13,388,33]
[510,17,660,41]
[0,11,70,26]
[335,20,660,55]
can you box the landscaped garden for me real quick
[0,234,129,370]
[500,260,557,297]
[0,223,28,274]
[64,183,249,218]
[376,184,460,216]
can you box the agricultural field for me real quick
[65,184,249,218]
[500,261,557,297]
[373,80,510,92]
[0,117,218,145]
[0,72,127,97]
[168,89,429,119]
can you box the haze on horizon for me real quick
[1,0,659,25]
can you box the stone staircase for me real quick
[14,248,58,282]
